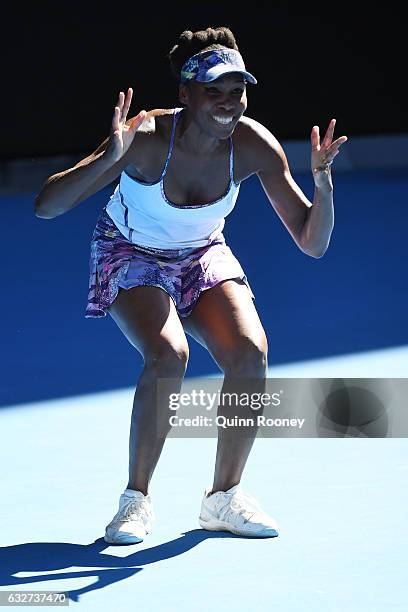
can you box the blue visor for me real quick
[180,48,257,85]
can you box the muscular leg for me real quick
[107,286,189,496]
[181,279,268,493]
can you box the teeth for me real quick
[212,115,233,125]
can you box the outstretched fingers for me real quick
[129,110,147,130]
[128,107,174,130]
[322,118,336,148]
[121,88,133,122]
[115,91,124,114]
[325,135,348,159]
[145,107,173,119]
[112,106,121,135]
[332,135,348,148]
[311,125,320,151]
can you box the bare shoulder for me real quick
[126,108,174,142]
[135,107,174,132]
[235,114,288,175]
[125,108,175,168]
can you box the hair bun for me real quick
[167,25,239,81]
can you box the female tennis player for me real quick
[35,26,347,544]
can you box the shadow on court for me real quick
[0,530,269,603]
[2,169,407,408]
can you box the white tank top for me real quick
[105,107,241,249]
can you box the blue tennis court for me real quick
[1,161,407,609]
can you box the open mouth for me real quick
[211,114,234,126]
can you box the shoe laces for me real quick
[120,496,152,523]
[216,489,263,524]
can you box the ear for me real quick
[178,83,189,106]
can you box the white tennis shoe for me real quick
[199,484,279,538]
[104,489,154,544]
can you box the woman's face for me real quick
[179,73,248,138]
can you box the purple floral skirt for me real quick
[85,206,255,319]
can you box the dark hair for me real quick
[167,26,239,81]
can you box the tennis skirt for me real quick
[85,206,255,319]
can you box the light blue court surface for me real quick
[1,147,407,608]
[1,347,407,610]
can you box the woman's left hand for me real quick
[311,119,348,187]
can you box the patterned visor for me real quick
[180,48,257,85]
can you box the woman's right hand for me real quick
[105,88,146,162]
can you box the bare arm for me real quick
[34,149,122,219]
[34,88,146,219]
[245,117,347,257]
[248,119,313,253]
[300,120,347,256]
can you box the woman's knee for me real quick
[144,342,189,376]
[218,338,268,377]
